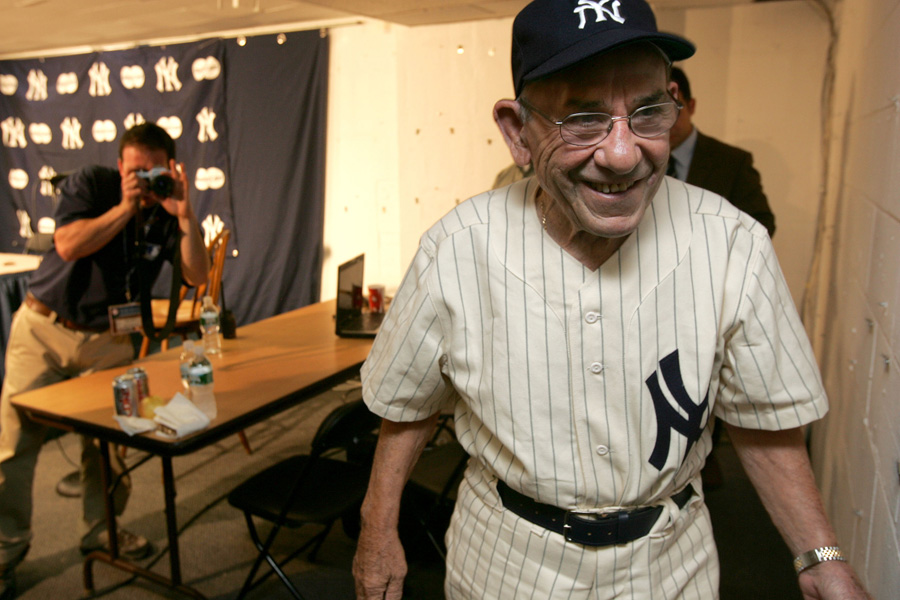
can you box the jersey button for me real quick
[588,362,604,374]
[596,445,610,456]
[585,311,601,324]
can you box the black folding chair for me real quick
[227,399,381,599]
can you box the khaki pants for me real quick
[0,304,134,564]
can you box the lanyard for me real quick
[123,204,160,302]
[131,206,183,343]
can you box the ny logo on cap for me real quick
[574,0,626,30]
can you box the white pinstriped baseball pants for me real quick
[444,469,720,600]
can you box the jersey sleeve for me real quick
[361,241,457,422]
[715,237,827,430]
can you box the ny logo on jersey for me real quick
[646,350,709,471]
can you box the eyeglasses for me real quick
[519,96,682,147]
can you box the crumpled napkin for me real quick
[153,393,211,438]
[113,415,157,436]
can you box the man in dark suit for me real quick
[669,67,776,236]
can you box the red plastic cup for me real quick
[368,284,385,313]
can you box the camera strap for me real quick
[136,212,182,344]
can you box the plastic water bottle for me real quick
[188,346,216,420]
[200,295,222,355]
[178,340,196,395]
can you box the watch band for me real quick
[793,546,846,574]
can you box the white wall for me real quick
[805,1,900,595]
[322,18,514,299]
[322,21,401,299]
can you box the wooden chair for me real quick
[138,228,231,359]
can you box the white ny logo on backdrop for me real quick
[16,210,33,239]
[201,213,225,247]
[155,57,182,93]
[1,117,27,148]
[61,117,84,150]
[26,69,47,101]
[88,62,112,97]
[196,107,218,143]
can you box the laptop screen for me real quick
[336,254,365,313]
[335,253,385,338]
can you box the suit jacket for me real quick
[685,130,776,236]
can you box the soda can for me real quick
[112,374,138,417]
[127,367,150,400]
[368,284,386,314]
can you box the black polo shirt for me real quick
[28,165,179,330]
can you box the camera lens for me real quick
[150,175,175,197]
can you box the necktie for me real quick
[666,157,678,178]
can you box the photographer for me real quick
[0,122,208,600]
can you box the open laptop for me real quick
[335,254,384,338]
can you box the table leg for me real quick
[81,440,206,599]
[83,439,119,594]
[161,456,182,585]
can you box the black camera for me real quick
[136,167,175,198]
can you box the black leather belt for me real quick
[496,480,694,547]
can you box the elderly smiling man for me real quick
[352,1,869,598]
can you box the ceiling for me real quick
[0,0,754,59]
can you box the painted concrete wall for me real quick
[323,18,514,298]
[804,1,900,596]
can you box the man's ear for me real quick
[668,81,681,102]
[494,99,533,168]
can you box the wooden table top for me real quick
[12,300,373,455]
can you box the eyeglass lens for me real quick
[561,102,679,146]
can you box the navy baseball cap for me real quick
[512,0,696,96]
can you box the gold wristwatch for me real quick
[793,546,846,574]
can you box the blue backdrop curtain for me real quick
[223,30,329,325]
[0,29,328,327]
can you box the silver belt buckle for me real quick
[562,509,610,543]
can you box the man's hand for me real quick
[798,561,871,599]
[352,525,407,599]
[119,167,144,216]
[118,158,192,220]
[156,159,194,220]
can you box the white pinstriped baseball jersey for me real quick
[362,176,827,513]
